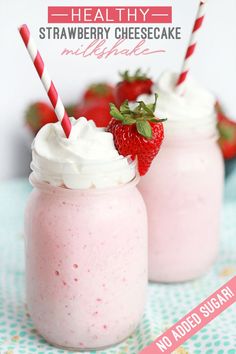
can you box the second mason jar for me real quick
[138,72,224,282]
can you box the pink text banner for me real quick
[140,276,236,354]
[48,7,172,24]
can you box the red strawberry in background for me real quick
[217,102,236,160]
[115,69,153,107]
[107,94,166,176]
[74,82,115,127]
[65,104,76,118]
[83,82,115,103]
[25,102,58,135]
[74,98,112,128]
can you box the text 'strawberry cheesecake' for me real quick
[138,71,224,282]
[25,117,148,350]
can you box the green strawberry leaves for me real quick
[110,103,124,120]
[218,122,235,141]
[139,101,154,116]
[146,96,157,112]
[136,120,152,139]
[120,100,130,114]
[119,68,149,82]
[123,117,137,125]
[109,93,166,139]
[88,83,109,95]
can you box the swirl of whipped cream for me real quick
[137,71,217,138]
[31,117,136,189]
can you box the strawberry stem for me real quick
[119,68,150,82]
[109,94,166,139]
[87,83,111,96]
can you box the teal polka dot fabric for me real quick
[0,177,235,354]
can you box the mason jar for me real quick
[138,80,224,282]
[25,169,147,350]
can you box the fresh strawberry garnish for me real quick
[115,69,153,107]
[83,83,115,103]
[217,102,236,159]
[107,94,166,176]
[25,101,57,135]
[74,98,112,128]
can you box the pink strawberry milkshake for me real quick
[138,71,224,282]
[25,117,148,350]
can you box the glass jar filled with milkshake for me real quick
[25,117,148,350]
[138,72,224,282]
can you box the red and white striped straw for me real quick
[175,1,207,95]
[19,24,71,138]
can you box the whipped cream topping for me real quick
[31,117,136,189]
[137,71,217,137]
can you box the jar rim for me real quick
[29,172,140,195]
[162,132,219,147]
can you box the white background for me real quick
[1,0,236,180]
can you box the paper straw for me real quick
[175,1,207,95]
[19,24,71,138]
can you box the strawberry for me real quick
[115,69,153,107]
[217,102,236,159]
[25,101,57,135]
[65,104,76,117]
[83,82,115,103]
[107,94,166,176]
[74,82,115,127]
[74,98,112,128]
